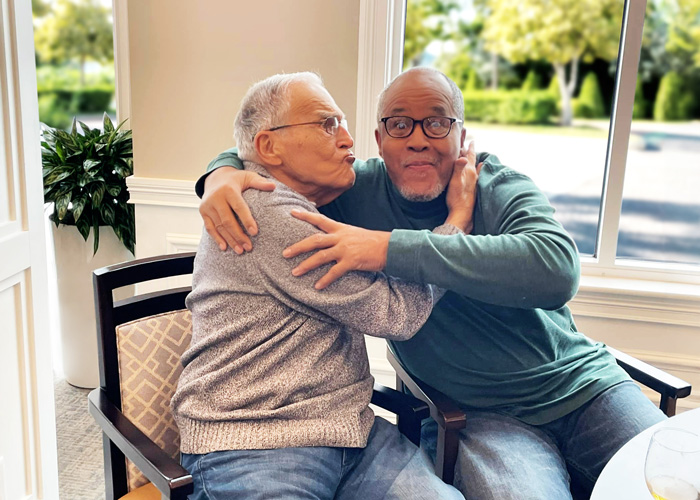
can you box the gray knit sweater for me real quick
[172,161,459,454]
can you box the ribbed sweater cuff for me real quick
[176,410,375,454]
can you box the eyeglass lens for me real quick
[384,116,454,138]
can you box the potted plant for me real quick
[42,113,134,388]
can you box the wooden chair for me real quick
[88,252,429,500]
[387,344,692,487]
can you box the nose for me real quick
[337,123,354,149]
[405,122,430,152]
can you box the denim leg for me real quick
[448,411,573,500]
[335,417,464,500]
[181,446,343,500]
[551,380,667,498]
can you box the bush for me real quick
[574,72,606,118]
[38,93,73,130]
[521,70,543,91]
[654,72,693,121]
[632,78,648,119]
[37,86,114,115]
[466,68,484,91]
[464,90,557,124]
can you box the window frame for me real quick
[355,0,700,311]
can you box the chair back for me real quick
[93,252,195,498]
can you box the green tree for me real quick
[34,0,113,86]
[481,0,623,125]
[666,0,700,68]
[404,0,459,69]
[32,0,50,17]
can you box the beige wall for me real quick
[127,0,361,180]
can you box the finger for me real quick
[285,234,335,259]
[225,190,259,238]
[466,140,476,166]
[291,250,335,277]
[216,209,249,252]
[314,264,350,290]
[476,161,484,176]
[203,214,229,252]
[290,209,338,232]
[246,174,277,192]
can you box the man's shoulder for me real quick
[478,152,539,192]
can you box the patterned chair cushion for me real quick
[115,309,192,491]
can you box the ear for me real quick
[374,128,383,157]
[254,131,283,166]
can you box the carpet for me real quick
[54,377,104,499]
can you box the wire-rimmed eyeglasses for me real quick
[267,116,347,136]
[380,116,463,139]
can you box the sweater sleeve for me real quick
[195,147,243,198]
[385,159,580,310]
[248,189,451,340]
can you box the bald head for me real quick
[376,67,464,123]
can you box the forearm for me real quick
[386,229,579,309]
[195,147,243,198]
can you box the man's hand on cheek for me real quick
[445,141,482,233]
[282,210,391,290]
[200,167,276,252]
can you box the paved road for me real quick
[470,121,700,264]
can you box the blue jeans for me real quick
[181,417,463,499]
[421,381,666,500]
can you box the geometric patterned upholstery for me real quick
[115,309,192,491]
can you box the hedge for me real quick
[36,86,114,114]
[463,90,557,124]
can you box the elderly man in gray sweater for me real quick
[171,72,475,499]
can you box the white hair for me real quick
[376,67,465,124]
[234,72,324,159]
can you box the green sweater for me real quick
[199,149,629,425]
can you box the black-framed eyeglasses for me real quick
[267,116,347,136]
[380,116,463,139]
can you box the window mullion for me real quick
[596,0,647,267]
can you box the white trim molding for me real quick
[126,176,199,208]
[355,0,406,160]
[112,0,131,124]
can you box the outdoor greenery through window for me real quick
[405,0,700,268]
[32,0,115,130]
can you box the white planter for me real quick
[51,224,133,388]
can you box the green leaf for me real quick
[92,220,100,255]
[102,112,114,133]
[79,121,92,136]
[70,117,78,136]
[106,185,121,197]
[72,195,87,222]
[76,216,90,241]
[100,202,115,225]
[55,192,71,221]
[55,141,65,162]
[83,159,100,171]
[91,184,105,208]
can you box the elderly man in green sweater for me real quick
[173,71,468,500]
[197,67,666,499]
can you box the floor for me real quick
[53,376,104,499]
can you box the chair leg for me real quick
[435,426,459,485]
[660,394,677,417]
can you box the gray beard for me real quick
[395,181,446,202]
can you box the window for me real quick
[357,0,700,289]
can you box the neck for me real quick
[264,167,340,207]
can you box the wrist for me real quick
[445,212,469,232]
[374,231,391,270]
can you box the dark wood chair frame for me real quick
[89,252,430,500]
[388,345,692,486]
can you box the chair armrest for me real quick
[371,383,430,420]
[386,347,466,431]
[607,346,691,400]
[88,389,193,499]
